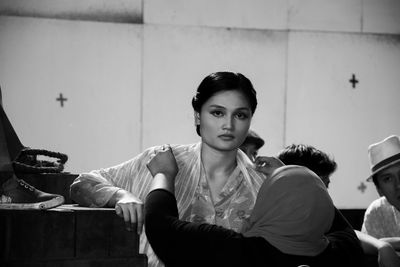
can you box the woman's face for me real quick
[197,90,252,152]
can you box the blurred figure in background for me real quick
[362,135,400,264]
[239,129,265,162]
[277,144,337,188]
[269,143,400,267]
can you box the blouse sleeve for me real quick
[70,147,156,207]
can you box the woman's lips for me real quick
[219,134,235,140]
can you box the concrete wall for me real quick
[0,0,399,208]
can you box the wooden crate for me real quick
[0,205,147,267]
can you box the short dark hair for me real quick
[278,144,337,178]
[191,72,257,136]
[372,175,379,188]
[241,129,264,150]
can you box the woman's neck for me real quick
[200,143,237,178]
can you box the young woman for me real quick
[145,146,365,267]
[70,72,266,267]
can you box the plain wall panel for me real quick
[144,0,288,30]
[288,0,362,32]
[287,31,400,208]
[142,25,287,155]
[363,0,400,34]
[0,16,142,173]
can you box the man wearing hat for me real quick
[362,135,400,253]
[239,129,265,163]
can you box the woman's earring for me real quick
[194,113,200,126]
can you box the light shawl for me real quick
[243,165,334,256]
[70,142,265,267]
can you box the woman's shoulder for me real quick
[142,143,201,167]
[245,166,266,182]
[171,143,200,153]
[140,143,199,154]
[237,150,265,175]
[236,150,266,188]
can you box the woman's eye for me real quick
[236,112,249,119]
[211,110,224,117]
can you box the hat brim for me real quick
[366,157,400,182]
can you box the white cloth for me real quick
[70,142,265,267]
[362,196,400,238]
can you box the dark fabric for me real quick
[339,209,366,230]
[324,208,366,266]
[145,189,366,267]
[145,189,246,267]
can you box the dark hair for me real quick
[241,129,265,150]
[372,175,379,188]
[191,72,257,136]
[278,144,337,178]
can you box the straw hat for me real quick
[367,135,400,181]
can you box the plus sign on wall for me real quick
[357,182,367,194]
[349,74,359,89]
[56,93,67,107]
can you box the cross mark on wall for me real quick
[349,74,359,89]
[357,182,367,193]
[56,93,67,107]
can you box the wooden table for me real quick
[0,205,147,267]
[1,173,147,266]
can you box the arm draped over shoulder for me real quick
[69,143,266,267]
[70,143,265,214]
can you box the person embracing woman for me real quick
[144,146,366,267]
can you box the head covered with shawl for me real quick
[243,165,335,256]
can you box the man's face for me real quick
[376,162,400,211]
[240,143,259,162]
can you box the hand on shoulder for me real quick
[147,144,179,179]
[254,156,285,178]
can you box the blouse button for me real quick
[236,210,246,219]
[215,209,224,218]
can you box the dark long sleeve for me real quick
[325,208,366,266]
[144,189,249,267]
[145,190,367,267]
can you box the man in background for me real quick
[275,143,400,267]
[239,129,264,162]
[277,144,337,188]
[362,135,400,259]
